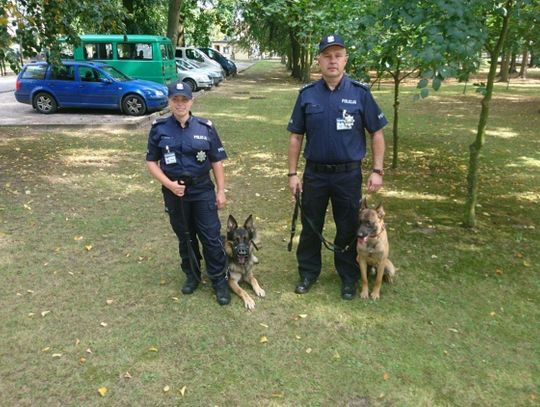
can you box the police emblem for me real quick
[343,110,355,127]
[196,151,207,162]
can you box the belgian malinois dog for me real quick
[225,215,265,310]
[356,198,396,300]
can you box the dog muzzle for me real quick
[233,242,250,265]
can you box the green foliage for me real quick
[182,0,236,46]
[2,0,126,64]
[122,0,168,35]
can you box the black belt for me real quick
[167,173,210,186]
[306,161,361,173]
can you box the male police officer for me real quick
[146,81,230,305]
[287,34,388,300]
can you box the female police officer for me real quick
[146,81,230,305]
[287,34,388,300]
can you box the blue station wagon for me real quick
[15,61,168,116]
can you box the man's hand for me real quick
[288,174,302,196]
[367,173,383,193]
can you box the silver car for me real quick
[176,58,224,86]
[175,61,213,91]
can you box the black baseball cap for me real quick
[318,34,346,53]
[167,81,192,99]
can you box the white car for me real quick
[175,47,226,77]
[176,58,224,86]
[175,61,213,91]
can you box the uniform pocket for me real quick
[305,104,324,114]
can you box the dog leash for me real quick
[287,191,301,252]
[179,196,202,283]
[288,191,356,254]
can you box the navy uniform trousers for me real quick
[162,188,227,288]
[297,166,362,286]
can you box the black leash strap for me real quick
[288,192,356,254]
[287,191,301,252]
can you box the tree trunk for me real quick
[498,50,510,82]
[391,66,400,169]
[509,52,517,73]
[167,0,183,46]
[464,0,514,228]
[519,48,529,78]
[289,30,301,80]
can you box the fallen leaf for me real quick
[383,372,390,381]
[163,385,170,392]
[495,269,503,275]
[100,322,108,327]
[298,314,307,319]
[41,310,51,317]
[85,245,93,251]
[172,297,179,301]
[80,357,87,364]
[98,387,108,397]
[106,299,114,305]
[27,290,34,294]
[180,386,186,396]
[148,346,158,352]
[86,348,93,354]
[259,323,269,328]
[333,351,340,359]
[52,353,62,358]
[28,312,35,317]
[75,338,80,345]
[490,311,496,316]
[41,347,50,352]
[305,348,312,354]
[74,236,83,241]
[260,336,268,344]
[523,261,530,267]
[295,335,301,340]
[448,328,459,333]
[123,372,132,379]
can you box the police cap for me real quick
[318,34,346,53]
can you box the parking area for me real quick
[0,61,254,129]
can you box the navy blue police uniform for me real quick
[287,74,388,287]
[146,114,228,289]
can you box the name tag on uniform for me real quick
[164,152,176,164]
[163,145,177,165]
[336,110,355,131]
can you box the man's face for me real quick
[317,46,348,80]
[168,94,193,118]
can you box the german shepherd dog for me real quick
[225,215,265,310]
[356,198,396,300]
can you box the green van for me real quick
[61,34,177,85]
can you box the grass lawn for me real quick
[0,60,538,406]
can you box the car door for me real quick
[47,65,79,106]
[77,66,119,108]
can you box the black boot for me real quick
[214,283,231,305]
[181,273,200,295]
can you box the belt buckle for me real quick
[324,164,336,173]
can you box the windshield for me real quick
[101,65,131,81]
[176,59,192,70]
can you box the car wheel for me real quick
[182,78,197,92]
[122,94,147,116]
[33,92,58,114]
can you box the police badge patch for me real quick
[196,151,207,162]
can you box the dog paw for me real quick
[254,287,265,298]
[370,291,380,300]
[244,296,256,310]
[360,290,369,299]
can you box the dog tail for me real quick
[384,260,396,283]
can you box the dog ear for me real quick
[375,203,385,218]
[227,215,238,232]
[361,197,368,210]
[244,214,255,235]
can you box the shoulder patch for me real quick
[299,82,316,93]
[151,117,168,126]
[196,117,213,128]
[350,79,370,90]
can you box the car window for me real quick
[160,44,174,60]
[21,65,48,79]
[186,49,204,62]
[175,49,183,58]
[84,43,113,60]
[79,66,107,82]
[101,65,130,82]
[118,43,153,60]
[50,65,75,81]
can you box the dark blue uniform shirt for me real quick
[287,75,388,163]
[146,114,227,198]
